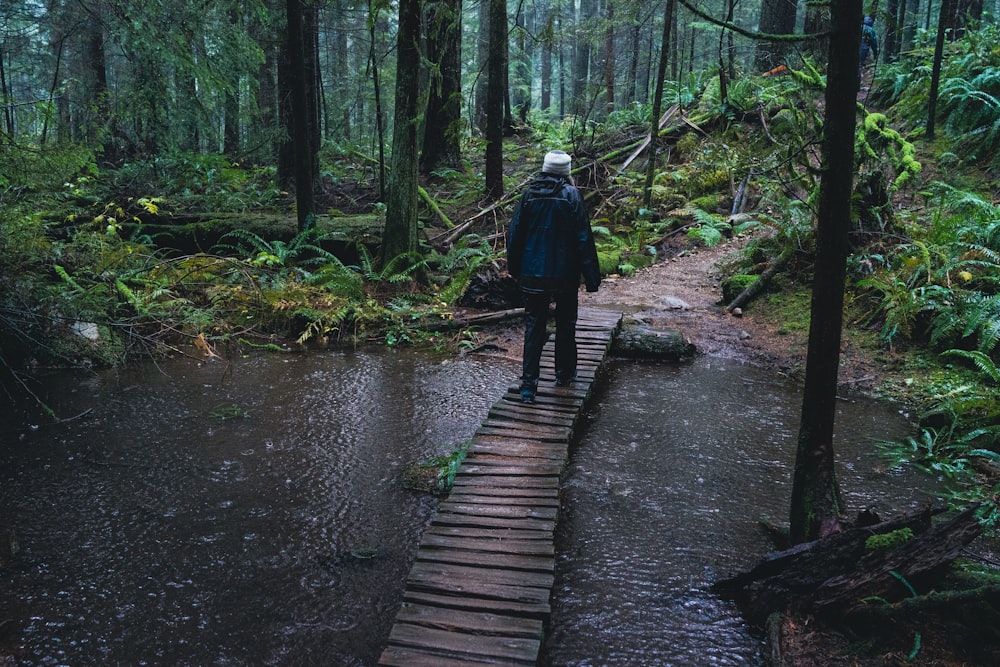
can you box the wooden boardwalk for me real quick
[379,306,623,666]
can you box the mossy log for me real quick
[611,323,695,360]
[113,212,384,254]
[713,506,982,624]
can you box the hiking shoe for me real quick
[520,389,535,403]
[555,372,577,386]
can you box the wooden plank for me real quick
[419,532,555,556]
[451,475,561,490]
[430,512,555,532]
[393,603,544,638]
[456,463,562,476]
[446,492,560,507]
[437,502,558,521]
[406,572,554,608]
[422,525,554,541]
[410,560,554,588]
[380,644,525,667]
[417,548,554,572]
[474,425,571,443]
[488,405,576,427]
[385,623,540,663]
[402,589,550,617]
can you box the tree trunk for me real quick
[926,0,954,139]
[885,0,899,62]
[603,0,615,115]
[753,0,798,72]
[572,0,596,118]
[484,0,506,201]
[421,0,463,175]
[474,0,490,133]
[380,0,422,264]
[285,0,316,231]
[788,0,862,545]
[540,3,552,112]
[643,0,675,210]
[368,2,387,198]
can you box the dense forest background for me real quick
[4,0,1000,523]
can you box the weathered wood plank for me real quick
[421,525,555,543]
[380,644,526,667]
[393,603,545,638]
[401,589,550,617]
[437,503,558,521]
[386,623,540,663]
[451,475,561,490]
[419,532,555,556]
[417,548,555,572]
[409,561,554,594]
[446,492,560,507]
[456,463,562,476]
[430,512,555,532]
[474,425,572,443]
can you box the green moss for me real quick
[722,274,757,303]
[865,527,913,552]
[598,249,621,275]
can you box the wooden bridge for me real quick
[378,306,623,666]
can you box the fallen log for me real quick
[726,245,793,313]
[713,505,982,624]
[611,323,695,360]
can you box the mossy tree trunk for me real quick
[380,0,421,264]
[788,0,862,545]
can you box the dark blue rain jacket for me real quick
[506,175,601,293]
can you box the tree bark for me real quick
[643,0,675,209]
[788,0,862,545]
[484,0,506,201]
[285,0,316,231]
[926,0,954,139]
[380,0,422,264]
[421,0,463,175]
[753,0,798,72]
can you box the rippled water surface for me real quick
[1,350,516,666]
[2,350,940,666]
[541,357,939,666]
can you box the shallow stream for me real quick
[1,350,939,665]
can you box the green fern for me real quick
[942,349,1000,384]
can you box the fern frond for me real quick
[941,349,1000,384]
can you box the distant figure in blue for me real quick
[859,15,879,83]
[506,150,601,404]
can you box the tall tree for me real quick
[421,0,462,175]
[927,0,954,139]
[380,0,422,263]
[643,0,675,209]
[285,0,316,231]
[754,0,797,72]
[788,0,863,545]
[484,0,505,200]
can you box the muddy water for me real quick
[1,351,939,666]
[0,350,516,666]
[542,357,939,666]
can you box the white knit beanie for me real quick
[542,150,571,176]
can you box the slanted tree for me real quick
[788,0,863,545]
[380,0,421,263]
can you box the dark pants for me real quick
[520,288,578,392]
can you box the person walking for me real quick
[506,150,601,403]
[859,15,879,83]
